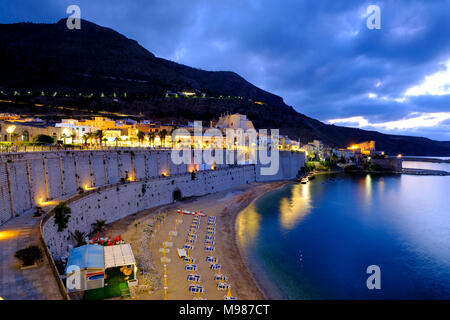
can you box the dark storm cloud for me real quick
[1,0,450,140]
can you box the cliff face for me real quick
[1,19,449,155]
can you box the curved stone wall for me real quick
[0,149,305,226]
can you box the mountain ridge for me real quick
[0,18,449,156]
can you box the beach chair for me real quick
[210,263,221,270]
[185,264,197,271]
[187,274,201,282]
[216,282,230,290]
[206,256,218,263]
[205,246,215,252]
[189,285,204,294]
[214,274,227,282]
[184,244,194,250]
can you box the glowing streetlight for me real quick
[6,125,16,142]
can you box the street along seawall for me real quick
[0,149,305,227]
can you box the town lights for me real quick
[397,154,403,159]
[6,125,16,134]
[6,125,16,142]
[0,230,19,241]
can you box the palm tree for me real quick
[82,133,88,146]
[159,129,168,147]
[71,230,87,247]
[61,133,68,144]
[91,219,106,234]
[86,132,95,146]
[94,130,104,147]
[137,130,146,145]
[114,136,121,147]
[148,132,156,147]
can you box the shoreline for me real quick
[102,180,292,300]
[231,181,293,300]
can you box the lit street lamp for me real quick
[6,125,16,142]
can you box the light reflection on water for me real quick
[278,183,312,231]
[236,203,261,249]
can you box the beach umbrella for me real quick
[197,290,200,300]
[227,287,232,298]
[164,288,168,300]
[96,232,99,241]
[218,267,221,275]
[92,237,95,244]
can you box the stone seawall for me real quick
[0,149,305,226]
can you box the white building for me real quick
[215,113,255,131]
[55,119,98,143]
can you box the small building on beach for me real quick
[65,244,137,296]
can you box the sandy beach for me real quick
[102,180,290,300]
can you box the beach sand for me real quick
[102,180,290,300]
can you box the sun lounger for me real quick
[189,285,204,293]
[216,282,230,290]
[185,264,197,271]
[184,257,196,263]
[214,274,227,281]
[187,274,201,282]
[210,263,221,270]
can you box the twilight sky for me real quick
[2,0,450,140]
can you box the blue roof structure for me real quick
[65,245,105,273]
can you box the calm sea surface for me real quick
[236,164,450,299]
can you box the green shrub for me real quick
[32,134,54,145]
[54,202,71,232]
[369,163,382,171]
[344,165,358,172]
[305,162,316,172]
[15,245,43,266]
